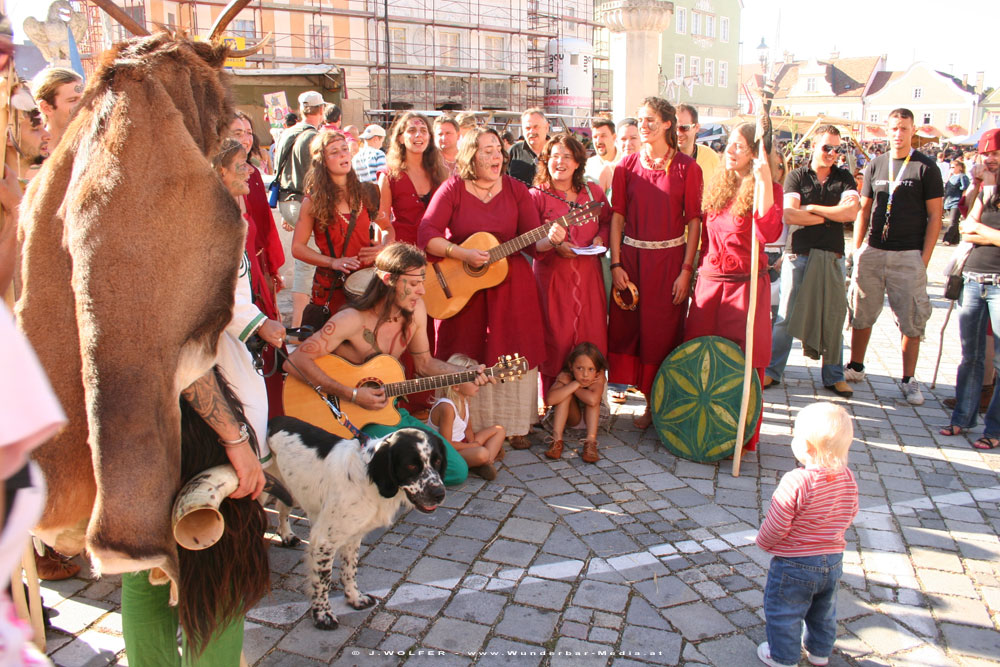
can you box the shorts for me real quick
[849,244,931,337]
[278,198,318,295]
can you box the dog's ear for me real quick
[368,440,398,498]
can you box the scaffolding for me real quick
[76,0,609,113]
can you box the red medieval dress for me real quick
[608,151,703,396]
[418,175,546,436]
[530,182,611,392]
[684,180,784,451]
[243,164,286,418]
[384,169,439,413]
[309,203,374,314]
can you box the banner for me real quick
[264,91,290,131]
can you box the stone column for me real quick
[600,0,673,121]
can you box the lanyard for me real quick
[882,149,913,242]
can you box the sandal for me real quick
[609,391,627,404]
[940,425,968,436]
[973,436,1000,450]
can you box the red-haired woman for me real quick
[531,133,611,392]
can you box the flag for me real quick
[742,81,754,115]
[67,24,85,80]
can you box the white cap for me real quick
[298,90,326,108]
[360,124,386,139]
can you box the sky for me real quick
[9,0,996,90]
[740,0,996,89]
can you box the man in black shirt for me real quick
[847,108,944,405]
[507,108,549,185]
[765,125,859,397]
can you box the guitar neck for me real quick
[383,367,498,398]
[486,224,552,265]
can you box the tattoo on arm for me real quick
[182,372,239,437]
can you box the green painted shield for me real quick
[650,336,762,463]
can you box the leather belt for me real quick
[623,235,685,250]
[964,272,1000,285]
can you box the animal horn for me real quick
[209,0,255,42]
[227,32,272,58]
[171,464,240,550]
[90,0,151,37]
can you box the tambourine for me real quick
[613,281,639,311]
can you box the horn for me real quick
[226,32,272,59]
[171,464,240,550]
[90,0,151,37]
[209,0,255,42]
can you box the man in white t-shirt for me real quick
[584,118,619,194]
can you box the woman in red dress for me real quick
[419,127,566,450]
[231,112,286,418]
[684,122,783,451]
[609,97,704,429]
[531,133,611,392]
[292,131,388,317]
[376,112,449,414]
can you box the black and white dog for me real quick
[266,416,447,630]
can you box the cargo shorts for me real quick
[848,244,931,338]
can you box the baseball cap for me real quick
[360,124,387,139]
[298,90,326,108]
[979,128,1000,154]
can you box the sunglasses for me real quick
[821,144,846,155]
[677,124,695,132]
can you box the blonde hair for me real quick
[437,353,479,414]
[702,122,758,218]
[792,402,853,471]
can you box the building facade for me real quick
[864,62,981,138]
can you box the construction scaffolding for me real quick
[74,0,609,113]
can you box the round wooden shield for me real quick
[649,336,762,463]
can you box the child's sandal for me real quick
[581,437,599,463]
[544,436,564,459]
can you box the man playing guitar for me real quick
[286,242,492,485]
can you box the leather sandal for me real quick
[973,436,1000,450]
[544,436,564,459]
[581,437,600,463]
[939,425,968,436]
[509,435,531,450]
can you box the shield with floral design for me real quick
[650,336,762,462]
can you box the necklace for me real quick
[470,179,499,202]
[640,146,675,173]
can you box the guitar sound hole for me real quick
[463,262,488,278]
[359,378,384,392]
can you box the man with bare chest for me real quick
[287,243,488,485]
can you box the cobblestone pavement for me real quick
[37,238,1000,666]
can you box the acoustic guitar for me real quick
[283,353,528,439]
[424,200,604,319]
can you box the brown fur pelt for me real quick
[17,31,244,599]
[177,368,269,655]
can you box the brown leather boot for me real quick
[35,549,81,581]
[509,435,531,450]
[581,438,600,463]
[544,437,564,459]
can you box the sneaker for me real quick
[902,377,925,405]
[844,366,866,383]
[756,642,796,667]
[805,648,830,666]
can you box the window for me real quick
[112,5,145,41]
[689,56,700,79]
[389,27,406,64]
[309,24,330,59]
[948,111,959,125]
[674,54,685,79]
[869,111,880,123]
[913,87,922,99]
[439,31,460,67]
[675,7,687,34]
[703,59,714,86]
[806,78,816,92]
[166,12,176,29]
[485,35,504,70]
[691,12,700,36]
[923,112,932,125]
[720,17,730,43]
[841,111,852,119]
[232,19,256,40]
[705,16,715,38]
[718,61,728,88]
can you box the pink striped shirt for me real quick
[756,465,858,557]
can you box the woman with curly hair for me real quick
[531,133,611,395]
[608,96,704,429]
[378,111,449,245]
[291,130,390,317]
[683,122,783,451]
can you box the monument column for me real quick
[600,0,673,121]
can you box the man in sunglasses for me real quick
[847,108,943,405]
[764,125,859,398]
[676,104,720,184]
